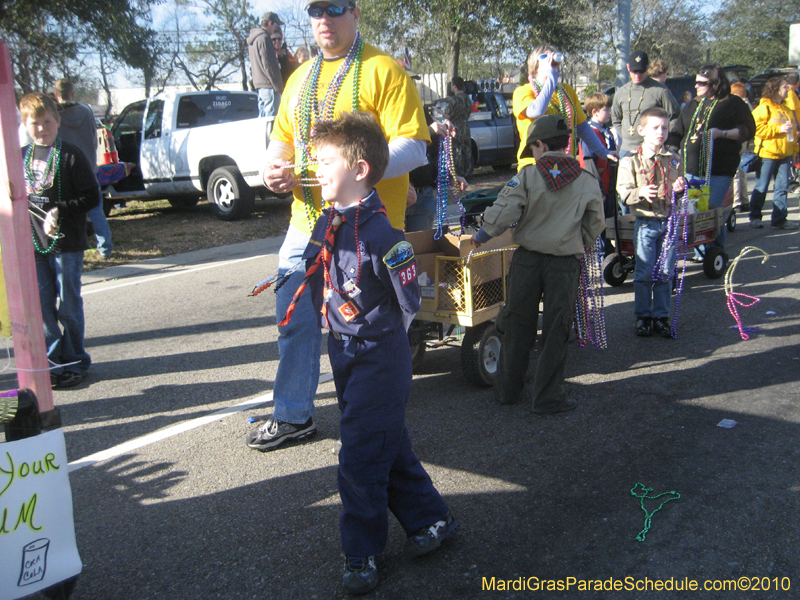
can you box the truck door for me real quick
[490,93,517,159]
[140,98,175,194]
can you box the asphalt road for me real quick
[14,193,800,600]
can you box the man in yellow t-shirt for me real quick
[248,0,429,454]
[513,45,616,170]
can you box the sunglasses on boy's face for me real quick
[695,80,709,88]
[307,4,353,18]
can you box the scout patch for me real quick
[338,300,359,322]
[505,176,521,189]
[670,158,680,169]
[384,241,414,268]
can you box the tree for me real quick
[589,0,708,81]
[0,0,159,93]
[198,0,254,90]
[711,0,800,70]
[357,0,591,85]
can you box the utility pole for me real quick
[616,0,631,88]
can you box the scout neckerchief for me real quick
[536,155,582,191]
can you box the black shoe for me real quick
[635,317,652,337]
[342,555,378,595]
[245,416,317,451]
[404,512,458,558]
[652,317,673,338]
[770,220,799,230]
[533,398,578,415]
[52,371,87,389]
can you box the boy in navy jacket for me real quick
[282,111,456,595]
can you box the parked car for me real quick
[107,90,273,220]
[430,89,519,172]
[746,67,800,103]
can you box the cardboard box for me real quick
[405,228,516,325]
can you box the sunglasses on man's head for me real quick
[308,4,353,18]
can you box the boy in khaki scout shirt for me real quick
[471,115,605,414]
[617,107,687,338]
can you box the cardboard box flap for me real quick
[405,228,516,258]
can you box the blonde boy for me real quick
[582,92,618,252]
[617,107,686,338]
[19,93,99,388]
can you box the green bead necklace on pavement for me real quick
[293,32,364,231]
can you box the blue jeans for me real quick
[687,173,732,256]
[88,189,113,256]
[257,88,281,118]
[633,217,674,320]
[35,251,91,374]
[749,156,792,225]
[404,186,436,232]
[273,226,323,424]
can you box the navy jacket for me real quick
[303,189,421,339]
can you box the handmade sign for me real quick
[0,429,81,600]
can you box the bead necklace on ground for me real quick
[531,79,576,154]
[293,32,364,231]
[631,483,681,542]
[725,246,769,340]
[574,238,607,349]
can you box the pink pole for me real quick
[0,40,54,411]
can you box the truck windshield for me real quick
[176,93,259,129]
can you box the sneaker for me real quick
[635,317,652,337]
[404,512,458,558]
[750,219,763,229]
[245,416,316,451]
[739,203,750,211]
[770,220,799,230]
[342,555,378,595]
[652,317,673,339]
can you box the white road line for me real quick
[82,254,267,295]
[68,372,335,472]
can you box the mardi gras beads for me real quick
[434,131,465,240]
[574,238,607,350]
[24,138,61,194]
[293,33,364,230]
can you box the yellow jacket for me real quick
[752,97,799,160]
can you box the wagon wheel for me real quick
[602,253,628,287]
[727,208,737,232]
[460,321,501,387]
[703,246,728,279]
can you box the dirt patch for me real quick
[84,166,514,271]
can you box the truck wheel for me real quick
[168,194,200,209]
[207,166,255,221]
[602,253,628,286]
[102,196,116,217]
[461,322,501,387]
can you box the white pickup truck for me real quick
[107,90,273,220]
